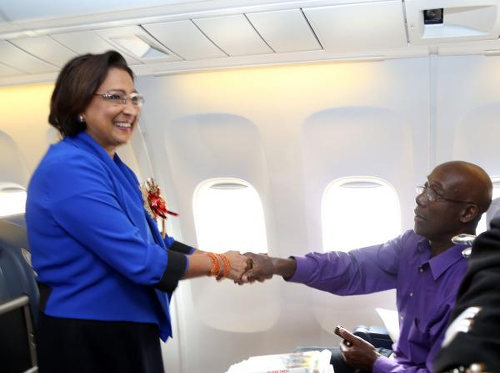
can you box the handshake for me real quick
[218,251,296,284]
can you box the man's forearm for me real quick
[271,257,297,279]
[242,254,297,282]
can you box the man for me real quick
[243,161,492,373]
[434,212,500,373]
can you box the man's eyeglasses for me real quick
[416,184,475,204]
[94,91,145,107]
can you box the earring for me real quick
[77,114,86,124]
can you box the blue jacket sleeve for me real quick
[164,236,195,254]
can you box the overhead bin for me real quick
[303,1,408,52]
[51,30,141,65]
[194,14,273,56]
[2,0,500,85]
[142,20,226,60]
[246,9,322,53]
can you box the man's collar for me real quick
[418,241,467,280]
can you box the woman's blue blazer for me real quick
[26,132,192,340]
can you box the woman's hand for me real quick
[222,250,252,281]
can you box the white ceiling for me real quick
[0,0,500,86]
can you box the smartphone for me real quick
[334,325,357,345]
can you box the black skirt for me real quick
[36,312,164,373]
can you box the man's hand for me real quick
[240,253,274,283]
[336,326,381,371]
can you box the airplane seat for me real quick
[486,197,500,229]
[351,325,393,350]
[0,214,39,373]
[0,214,39,322]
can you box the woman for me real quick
[25,51,250,373]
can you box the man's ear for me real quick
[460,204,479,223]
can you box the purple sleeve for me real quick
[287,233,408,295]
[373,356,430,373]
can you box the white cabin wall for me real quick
[436,55,500,177]
[135,57,433,373]
[301,57,430,335]
[0,84,54,188]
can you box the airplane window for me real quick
[193,178,268,253]
[322,177,401,252]
[476,178,500,234]
[191,178,278,333]
[0,183,26,218]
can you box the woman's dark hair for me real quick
[49,50,134,137]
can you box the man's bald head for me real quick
[414,161,492,248]
[433,161,492,216]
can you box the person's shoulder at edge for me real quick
[355,229,422,259]
[42,136,108,170]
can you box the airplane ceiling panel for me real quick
[0,62,23,77]
[246,9,322,53]
[193,14,273,56]
[51,31,141,65]
[0,0,176,22]
[303,1,407,52]
[10,36,77,67]
[96,26,181,64]
[0,41,57,74]
[142,20,226,60]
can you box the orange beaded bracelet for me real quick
[207,252,220,277]
[216,253,231,280]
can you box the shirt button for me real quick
[410,292,414,297]
[419,267,424,273]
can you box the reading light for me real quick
[110,35,169,59]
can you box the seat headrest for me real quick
[486,197,500,229]
[0,214,29,251]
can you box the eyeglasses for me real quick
[94,91,145,107]
[416,184,475,204]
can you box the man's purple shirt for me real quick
[289,230,468,372]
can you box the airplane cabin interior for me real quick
[1,0,500,372]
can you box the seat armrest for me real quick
[353,325,393,350]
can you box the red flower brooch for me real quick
[140,178,178,238]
